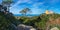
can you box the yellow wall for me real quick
[45,10,50,14]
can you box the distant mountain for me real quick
[14,14,40,16]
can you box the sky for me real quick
[0,0,60,14]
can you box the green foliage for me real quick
[3,0,13,4]
[19,13,60,30]
[20,8,31,15]
[0,12,19,30]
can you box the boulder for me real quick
[17,24,36,30]
[50,27,59,30]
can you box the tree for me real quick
[0,5,7,13]
[0,5,3,11]
[2,0,13,11]
[20,8,31,16]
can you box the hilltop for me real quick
[18,13,60,30]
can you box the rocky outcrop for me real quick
[46,17,60,30]
[17,24,36,30]
[50,27,59,30]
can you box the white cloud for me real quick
[49,0,60,4]
[30,7,44,14]
[21,0,30,2]
[9,0,47,14]
[10,0,21,9]
[32,2,45,8]
[0,0,2,4]
[10,0,32,9]
[10,7,22,14]
[10,0,33,14]
[10,0,45,9]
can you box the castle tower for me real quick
[45,10,53,14]
[45,10,49,14]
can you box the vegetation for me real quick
[18,13,60,30]
[0,0,20,30]
[0,0,60,30]
[0,12,20,30]
[20,8,31,16]
[0,7,60,30]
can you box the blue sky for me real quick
[0,0,60,14]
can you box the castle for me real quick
[45,10,53,14]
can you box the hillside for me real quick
[18,13,60,30]
[0,11,60,30]
[0,12,20,30]
[37,13,60,30]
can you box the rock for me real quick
[30,28,36,30]
[50,27,59,30]
[17,24,36,30]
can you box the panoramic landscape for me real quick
[0,0,60,30]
